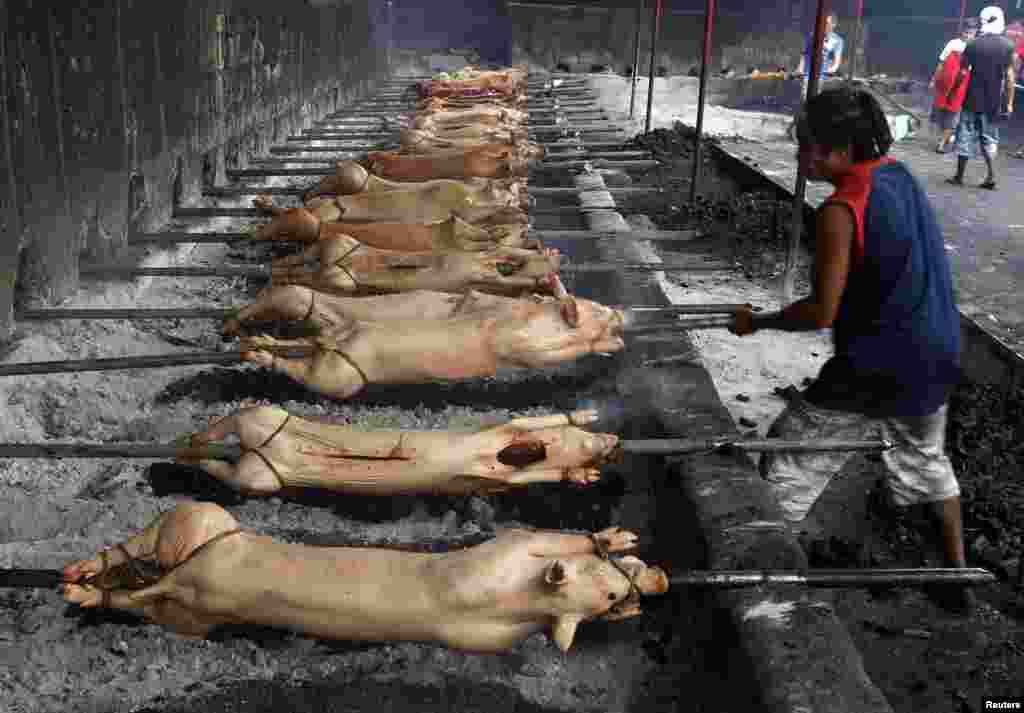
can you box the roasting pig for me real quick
[416,96,528,115]
[235,287,625,399]
[418,68,528,99]
[62,501,667,651]
[177,406,616,495]
[302,161,528,213]
[222,274,577,336]
[265,177,518,227]
[250,205,529,252]
[269,235,559,298]
[398,127,531,155]
[367,143,543,181]
[408,107,528,131]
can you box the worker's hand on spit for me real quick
[729,306,757,337]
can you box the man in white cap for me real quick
[947,6,1016,189]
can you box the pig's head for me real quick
[543,554,669,652]
[570,297,627,338]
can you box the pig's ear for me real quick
[551,614,583,652]
[543,560,571,587]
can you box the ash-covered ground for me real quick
[0,115,761,711]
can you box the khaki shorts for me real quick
[760,397,960,522]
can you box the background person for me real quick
[948,6,1016,190]
[796,12,844,99]
[929,21,978,153]
[731,87,972,614]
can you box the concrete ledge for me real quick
[569,88,894,713]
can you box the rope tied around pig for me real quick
[88,528,244,607]
[589,532,642,614]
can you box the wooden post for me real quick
[0,3,21,246]
[0,0,21,338]
[152,31,169,156]
[113,0,133,172]
[45,6,71,217]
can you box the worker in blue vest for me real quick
[732,87,972,615]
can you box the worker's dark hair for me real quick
[795,87,893,162]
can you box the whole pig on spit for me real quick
[395,127,540,155]
[222,275,573,336]
[403,106,528,133]
[234,283,624,399]
[177,406,616,495]
[300,160,530,210]
[253,168,528,226]
[417,66,528,99]
[366,143,543,181]
[61,502,667,653]
[248,195,531,251]
[267,235,559,298]
[416,95,527,113]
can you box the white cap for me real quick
[979,6,1006,35]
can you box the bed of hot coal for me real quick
[0,136,780,713]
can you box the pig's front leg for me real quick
[519,526,641,558]
[62,503,240,637]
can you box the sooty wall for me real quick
[0,0,383,339]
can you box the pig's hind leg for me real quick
[62,503,241,637]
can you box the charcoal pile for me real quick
[948,380,1024,574]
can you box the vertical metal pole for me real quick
[782,0,829,303]
[385,0,394,77]
[629,0,644,118]
[958,0,968,34]
[643,0,663,133]
[689,0,717,205]
[848,0,864,82]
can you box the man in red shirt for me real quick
[930,21,977,153]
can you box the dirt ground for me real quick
[619,118,1024,713]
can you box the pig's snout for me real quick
[615,557,670,596]
[640,565,670,595]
